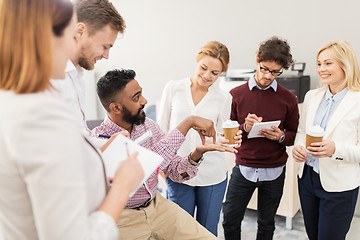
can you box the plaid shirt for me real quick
[92,116,199,209]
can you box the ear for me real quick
[256,55,260,65]
[109,102,122,114]
[75,22,86,41]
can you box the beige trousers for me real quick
[117,191,217,240]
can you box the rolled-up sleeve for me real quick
[150,128,198,182]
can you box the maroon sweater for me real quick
[230,82,299,168]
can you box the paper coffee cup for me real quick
[222,120,240,145]
[306,125,325,148]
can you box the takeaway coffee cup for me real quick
[306,125,325,148]
[222,120,240,145]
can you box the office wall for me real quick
[85,0,360,119]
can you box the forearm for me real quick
[190,149,204,162]
[176,116,194,136]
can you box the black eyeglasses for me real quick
[259,64,283,77]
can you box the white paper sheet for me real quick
[247,120,281,139]
[101,134,163,196]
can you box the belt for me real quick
[134,200,152,210]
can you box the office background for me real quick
[84,0,360,119]
[80,0,360,227]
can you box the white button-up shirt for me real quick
[157,78,232,186]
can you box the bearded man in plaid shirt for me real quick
[92,69,239,240]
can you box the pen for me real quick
[125,142,130,156]
[98,134,111,139]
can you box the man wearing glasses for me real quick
[222,36,299,240]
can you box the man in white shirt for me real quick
[50,0,123,145]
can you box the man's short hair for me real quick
[97,69,136,112]
[74,0,125,35]
[257,36,293,70]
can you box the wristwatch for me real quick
[278,131,285,143]
[188,153,204,166]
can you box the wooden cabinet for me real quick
[224,146,301,229]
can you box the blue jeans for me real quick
[166,177,228,236]
[299,164,359,240]
[222,165,285,240]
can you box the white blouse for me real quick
[157,78,232,186]
[0,90,118,239]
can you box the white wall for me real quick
[85,0,360,119]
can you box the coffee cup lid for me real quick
[222,120,239,128]
[306,125,325,137]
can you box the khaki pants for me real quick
[117,191,217,240]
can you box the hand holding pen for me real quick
[244,113,263,132]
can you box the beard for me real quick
[78,56,94,70]
[77,45,96,70]
[122,104,146,125]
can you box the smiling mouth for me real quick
[321,74,330,78]
[200,76,211,82]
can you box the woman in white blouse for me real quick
[0,0,143,239]
[292,40,360,240]
[158,41,237,236]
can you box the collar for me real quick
[103,115,127,132]
[324,86,348,103]
[65,60,77,73]
[65,59,84,76]
[103,114,144,135]
[248,75,277,91]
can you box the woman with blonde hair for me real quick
[158,41,240,236]
[0,0,143,239]
[292,40,360,240]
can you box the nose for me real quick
[141,96,148,105]
[102,49,110,59]
[204,71,212,80]
[318,64,326,72]
[264,71,273,79]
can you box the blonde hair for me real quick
[0,0,73,94]
[196,41,230,72]
[317,40,360,91]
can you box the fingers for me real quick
[246,114,262,122]
[219,139,229,144]
[292,146,307,162]
[260,127,281,141]
[212,144,238,153]
[211,128,216,143]
[245,115,260,131]
[112,151,143,192]
[200,134,206,145]
[234,131,242,148]
[193,118,216,143]
[307,140,335,158]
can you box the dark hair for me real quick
[257,36,293,70]
[74,0,125,35]
[52,0,74,36]
[97,69,135,112]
